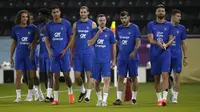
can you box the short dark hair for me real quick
[15,10,30,25]
[120,11,129,17]
[39,8,50,16]
[80,6,89,12]
[97,14,106,18]
[29,12,34,17]
[172,9,181,15]
[50,4,60,11]
[156,4,165,10]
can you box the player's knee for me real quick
[104,78,110,85]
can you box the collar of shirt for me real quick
[153,20,168,24]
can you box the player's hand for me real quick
[183,58,188,66]
[61,49,67,58]
[129,52,136,59]
[10,57,14,67]
[157,42,164,49]
[97,29,103,35]
[110,60,116,69]
[48,51,53,60]
[162,43,167,50]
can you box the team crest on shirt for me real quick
[177,31,179,34]
[128,32,131,35]
[28,31,30,35]
[61,27,63,30]
[164,28,167,31]
[86,26,89,29]
[105,34,108,38]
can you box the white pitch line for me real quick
[0,89,78,99]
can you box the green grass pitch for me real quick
[0,83,200,112]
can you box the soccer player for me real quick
[113,11,141,105]
[28,12,44,102]
[37,8,54,102]
[10,10,37,103]
[72,6,97,103]
[169,9,188,103]
[22,12,34,86]
[45,5,75,105]
[147,4,174,106]
[88,14,116,106]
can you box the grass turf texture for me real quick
[0,83,200,112]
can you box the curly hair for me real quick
[15,10,30,25]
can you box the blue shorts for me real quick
[50,54,70,72]
[171,57,182,73]
[15,55,36,71]
[74,54,93,72]
[92,62,111,81]
[150,51,171,75]
[39,57,50,72]
[117,59,138,77]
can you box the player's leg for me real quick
[83,54,93,102]
[61,54,74,104]
[74,54,86,102]
[33,56,44,101]
[44,58,54,102]
[23,70,28,85]
[171,58,182,103]
[50,58,60,105]
[26,70,35,101]
[94,63,102,106]
[113,60,126,105]
[161,53,171,106]
[151,58,162,106]
[129,60,139,105]
[14,69,23,103]
[102,63,111,106]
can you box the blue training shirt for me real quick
[38,23,48,58]
[11,24,36,58]
[90,27,116,63]
[116,23,141,61]
[75,19,94,54]
[171,24,186,58]
[147,20,173,57]
[44,19,73,58]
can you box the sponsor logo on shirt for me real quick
[156,31,164,43]
[95,39,106,48]
[42,37,45,42]
[54,32,61,37]
[172,36,176,46]
[122,40,128,45]
[80,34,86,39]
[78,30,89,33]
[52,32,63,41]
[20,37,30,45]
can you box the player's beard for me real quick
[157,15,165,19]
[122,22,129,27]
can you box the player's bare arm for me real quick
[130,38,141,59]
[148,33,163,48]
[111,43,116,69]
[165,35,174,47]
[10,39,16,66]
[61,34,74,57]
[87,29,102,46]
[92,22,97,29]
[71,22,76,57]
[30,28,38,60]
[45,36,52,60]
[182,40,188,66]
